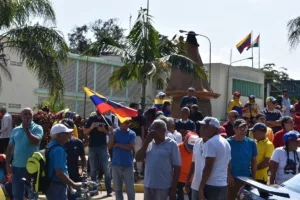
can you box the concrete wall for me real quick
[0,48,39,113]
[208,63,265,120]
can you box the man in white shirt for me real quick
[0,107,12,153]
[166,117,182,144]
[197,117,231,200]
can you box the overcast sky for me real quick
[52,0,300,79]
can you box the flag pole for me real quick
[251,31,254,68]
[258,34,260,69]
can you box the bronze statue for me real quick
[166,31,220,118]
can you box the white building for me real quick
[0,48,39,113]
[208,63,265,120]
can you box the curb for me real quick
[99,183,144,193]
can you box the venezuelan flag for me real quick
[154,99,172,110]
[83,87,138,123]
[236,33,251,54]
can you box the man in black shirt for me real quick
[189,104,204,124]
[84,110,113,196]
[175,107,196,138]
[129,103,146,178]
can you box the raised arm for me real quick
[135,132,154,162]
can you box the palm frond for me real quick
[3,24,68,101]
[0,0,14,29]
[81,34,119,57]
[13,0,56,26]
[158,54,207,79]
[0,62,12,80]
[287,16,300,49]
[109,63,139,90]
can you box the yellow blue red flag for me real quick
[154,99,172,110]
[236,33,252,54]
[83,87,137,123]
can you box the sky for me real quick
[51,0,300,79]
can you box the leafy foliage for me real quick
[68,18,125,55]
[33,99,69,113]
[0,0,68,102]
[262,63,290,87]
[68,25,91,54]
[287,16,300,49]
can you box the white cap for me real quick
[50,124,74,136]
[157,91,166,97]
[198,117,220,129]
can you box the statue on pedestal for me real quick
[165,31,220,118]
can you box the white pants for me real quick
[134,136,143,173]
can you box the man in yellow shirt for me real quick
[248,113,274,142]
[250,123,274,184]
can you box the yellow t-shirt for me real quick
[255,139,274,181]
[249,127,274,142]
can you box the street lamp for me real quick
[179,30,212,86]
[230,57,253,65]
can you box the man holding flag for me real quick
[84,110,113,196]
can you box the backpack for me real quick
[25,144,62,194]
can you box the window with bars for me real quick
[232,79,262,99]
[10,61,23,67]
[8,103,21,109]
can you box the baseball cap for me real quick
[266,96,277,104]
[233,91,241,97]
[283,130,300,144]
[157,91,166,97]
[198,117,220,129]
[219,126,227,137]
[233,119,247,128]
[185,132,199,150]
[249,95,255,100]
[50,124,74,136]
[249,123,267,132]
[290,105,296,112]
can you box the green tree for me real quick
[262,63,291,97]
[287,16,300,49]
[68,25,91,54]
[0,0,68,101]
[83,8,206,109]
[68,18,125,54]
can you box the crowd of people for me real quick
[0,87,300,200]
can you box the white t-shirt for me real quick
[271,147,300,184]
[173,130,182,144]
[204,135,231,186]
[191,138,206,191]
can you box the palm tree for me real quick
[287,16,300,49]
[83,8,206,109]
[0,0,68,101]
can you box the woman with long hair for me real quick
[269,131,300,184]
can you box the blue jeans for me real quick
[46,182,67,200]
[12,166,28,200]
[112,165,135,200]
[89,145,112,193]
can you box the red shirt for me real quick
[294,116,300,132]
[294,103,300,113]
[273,129,287,148]
[222,121,235,137]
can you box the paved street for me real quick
[92,193,190,199]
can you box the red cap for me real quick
[185,132,199,145]
[233,91,241,97]
[219,126,227,137]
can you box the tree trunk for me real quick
[141,80,147,111]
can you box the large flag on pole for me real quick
[247,35,260,50]
[236,33,252,54]
[83,87,138,123]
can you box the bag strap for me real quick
[46,144,65,181]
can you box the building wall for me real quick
[0,48,39,113]
[209,63,265,120]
